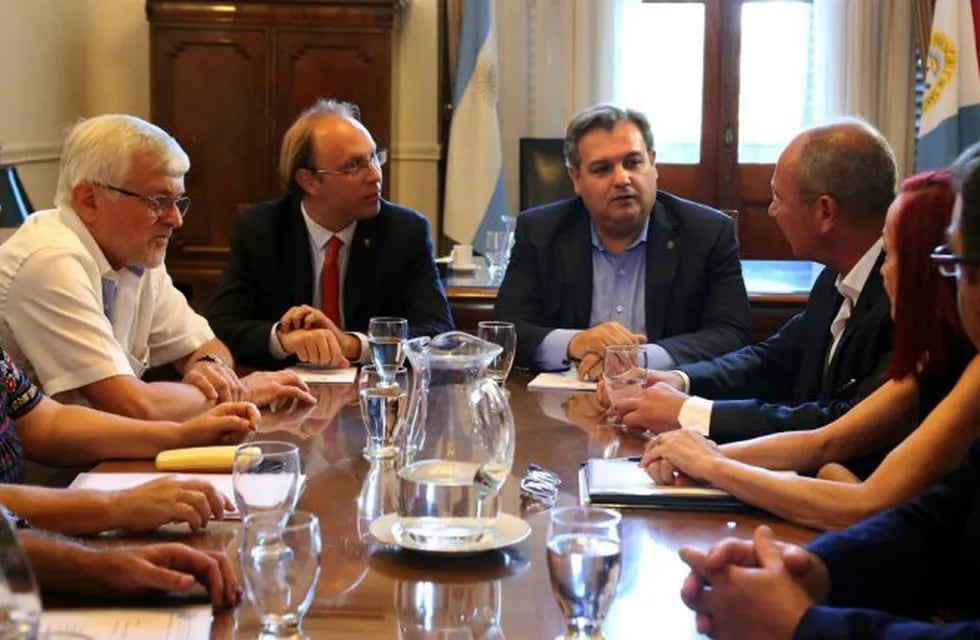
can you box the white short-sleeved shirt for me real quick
[0,206,214,401]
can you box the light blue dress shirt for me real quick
[534,217,676,370]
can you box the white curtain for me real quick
[813,0,916,177]
[495,0,618,212]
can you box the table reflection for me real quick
[83,375,817,639]
[396,579,504,640]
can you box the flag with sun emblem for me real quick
[443,0,507,253]
[916,0,980,171]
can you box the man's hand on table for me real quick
[81,542,240,609]
[182,356,245,402]
[108,475,234,533]
[178,401,259,446]
[567,321,645,381]
[260,383,357,437]
[241,370,316,408]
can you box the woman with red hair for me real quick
[640,171,979,530]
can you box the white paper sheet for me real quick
[68,472,307,521]
[41,604,211,640]
[528,371,597,392]
[287,365,357,384]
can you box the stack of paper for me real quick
[287,365,357,384]
[528,371,597,392]
[41,605,212,639]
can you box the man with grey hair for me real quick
[614,120,896,449]
[207,98,453,370]
[494,103,752,379]
[0,114,313,420]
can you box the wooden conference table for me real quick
[84,374,817,639]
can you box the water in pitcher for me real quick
[396,459,504,548]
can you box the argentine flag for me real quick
[917,0,980,171]
[443,0,508,253]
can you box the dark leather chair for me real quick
[0,164,34,226]
[519,138,575,210]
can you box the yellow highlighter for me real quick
[155,445,240,472]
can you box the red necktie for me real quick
[321,235,343,326]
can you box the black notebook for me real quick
[579,458,746,511]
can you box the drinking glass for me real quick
[546,506,622,639]
[368,317,408,370]
[484,230,510,280]
[601,345,647,426]
[358,364,410,459]
[232,441,302,519]
[241,510,322,640]
[477,321,517,386]
[0,513,40,639]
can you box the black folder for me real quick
[579,458,747,512]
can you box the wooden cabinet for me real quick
[146,0,403,290]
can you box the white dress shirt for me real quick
[0,207,214,402]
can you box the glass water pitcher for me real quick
[396,332,516,550]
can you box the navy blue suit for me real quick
[679,260,893,443]
[492,192,752,369]
[796,440,980,638]
[207,194,454,369]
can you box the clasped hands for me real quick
[276,305,361,368]
[567,321,646,381]
[678,525,829,639]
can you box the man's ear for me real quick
[294,168,317,197]
[567,165,582,195]
[71,181,99,224]
[814,193,840,233]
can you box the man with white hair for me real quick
[0,114,312,420]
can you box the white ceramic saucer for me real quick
[369,513,531,555]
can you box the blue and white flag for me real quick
[916,0,980,171]
[443,0,508,253]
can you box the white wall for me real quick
[0,0,441,223]
[391,0,441,230]
[0,0,149,208]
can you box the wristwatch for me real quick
[194,353,229,368]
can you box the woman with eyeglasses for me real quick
[639,171,980,531]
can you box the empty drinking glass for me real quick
[368,317,408,370]
[546,506,622,639]
[241,510,322,640]
[484,230,510,280]
[477,321,517,386]
[602,345,647,426]
[358,364,410,459]
[0,512,40,639]
[232,441,302,518]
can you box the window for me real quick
[610,0,818,258]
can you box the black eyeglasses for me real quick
[306,148,388,179]
[930,243,980,278]
[95,182,191,219]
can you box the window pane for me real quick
[738,1,815,163]
[614,2,704,164]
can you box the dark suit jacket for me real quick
[207,194,454,369]
[680,259,893,443]
[795,440,980,638]
[492,192,751,369]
